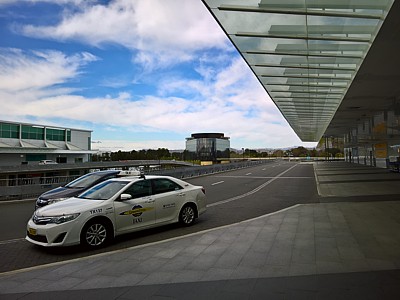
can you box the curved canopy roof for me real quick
[202,0,395,142]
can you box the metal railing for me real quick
[0,160,273,201]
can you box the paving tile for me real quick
[180,243,209,257]
[258,265,290,278]
[289,263,317,276]
[187,253,220,271]
[266,246,293,266]
[240,250,268,268]
[70,275,115,290]
[133,257,169,273]
[169,269,206,283]
[291,246,316,264]
[316,261,345,274]
[275,230,297,241]
[366,258,397,271]
[159,254,193,271]
[109,272,147,287]
[41,276,83,291]
[338,246,365,260]
[230,266,261,280]
[214,251,243,268]
[154,246,184,259]
[201,267,233,281]
[293,236,314,248]
[139,271,177,285]
[250,238,274,253]
[340,259,371,273]
[203,242,231,256]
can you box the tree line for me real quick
[92,146,343,162]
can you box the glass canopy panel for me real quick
[204,0,394,142]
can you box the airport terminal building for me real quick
[185,133,230,163]
[203,0,400,169]
[0,120,95,166]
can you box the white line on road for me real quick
[211,181,225,186]
[245,173,252,175]
[208,164,299,208]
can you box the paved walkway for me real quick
[1,161,400,299]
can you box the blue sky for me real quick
[0,0,316,151]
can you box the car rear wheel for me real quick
[81,220,110,248]
[179,205,196,226]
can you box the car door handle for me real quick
[178,193,185,197]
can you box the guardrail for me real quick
[0,160,273,201]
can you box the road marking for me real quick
[211,181,224,186]
[245,173,252,175]
[208,164,299,208]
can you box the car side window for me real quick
[152,179,183,195]
[123,180,151,199]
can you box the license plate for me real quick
[28,227,37,235]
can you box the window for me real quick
[21,125,44,140]
[78,180,129,200]
[0,123,19,139]
[46,128,65,141]
[124,180,151,199]
[152,179,182,195]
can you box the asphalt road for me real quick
[0,160,319,273]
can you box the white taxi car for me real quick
[26,175,206,248]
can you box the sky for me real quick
[0,0,317,151]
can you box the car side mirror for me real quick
[120,193,132,201]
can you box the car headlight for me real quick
[33,213,80,225]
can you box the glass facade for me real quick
[0,122,71,142]
[46,128,69,142]
[21,125,44,140]
[185,133,230,162]
[0,123,19,139]
[203,0,395,142]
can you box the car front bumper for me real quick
[26,219,81,247]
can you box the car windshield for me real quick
[77,180,129,200]
[65,173,104,189]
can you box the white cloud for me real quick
[0,1,312,149]
[0,50,302,149]
[0,48,97,92]
[18,0,229,69]
[92,139,185,152]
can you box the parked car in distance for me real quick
[35,170,130,210]
[38,160,58,165]
[27,175,206,248]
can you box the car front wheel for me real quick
[179,205,196,226]
[81,220,110,248]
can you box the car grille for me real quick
[27,231,48,243]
